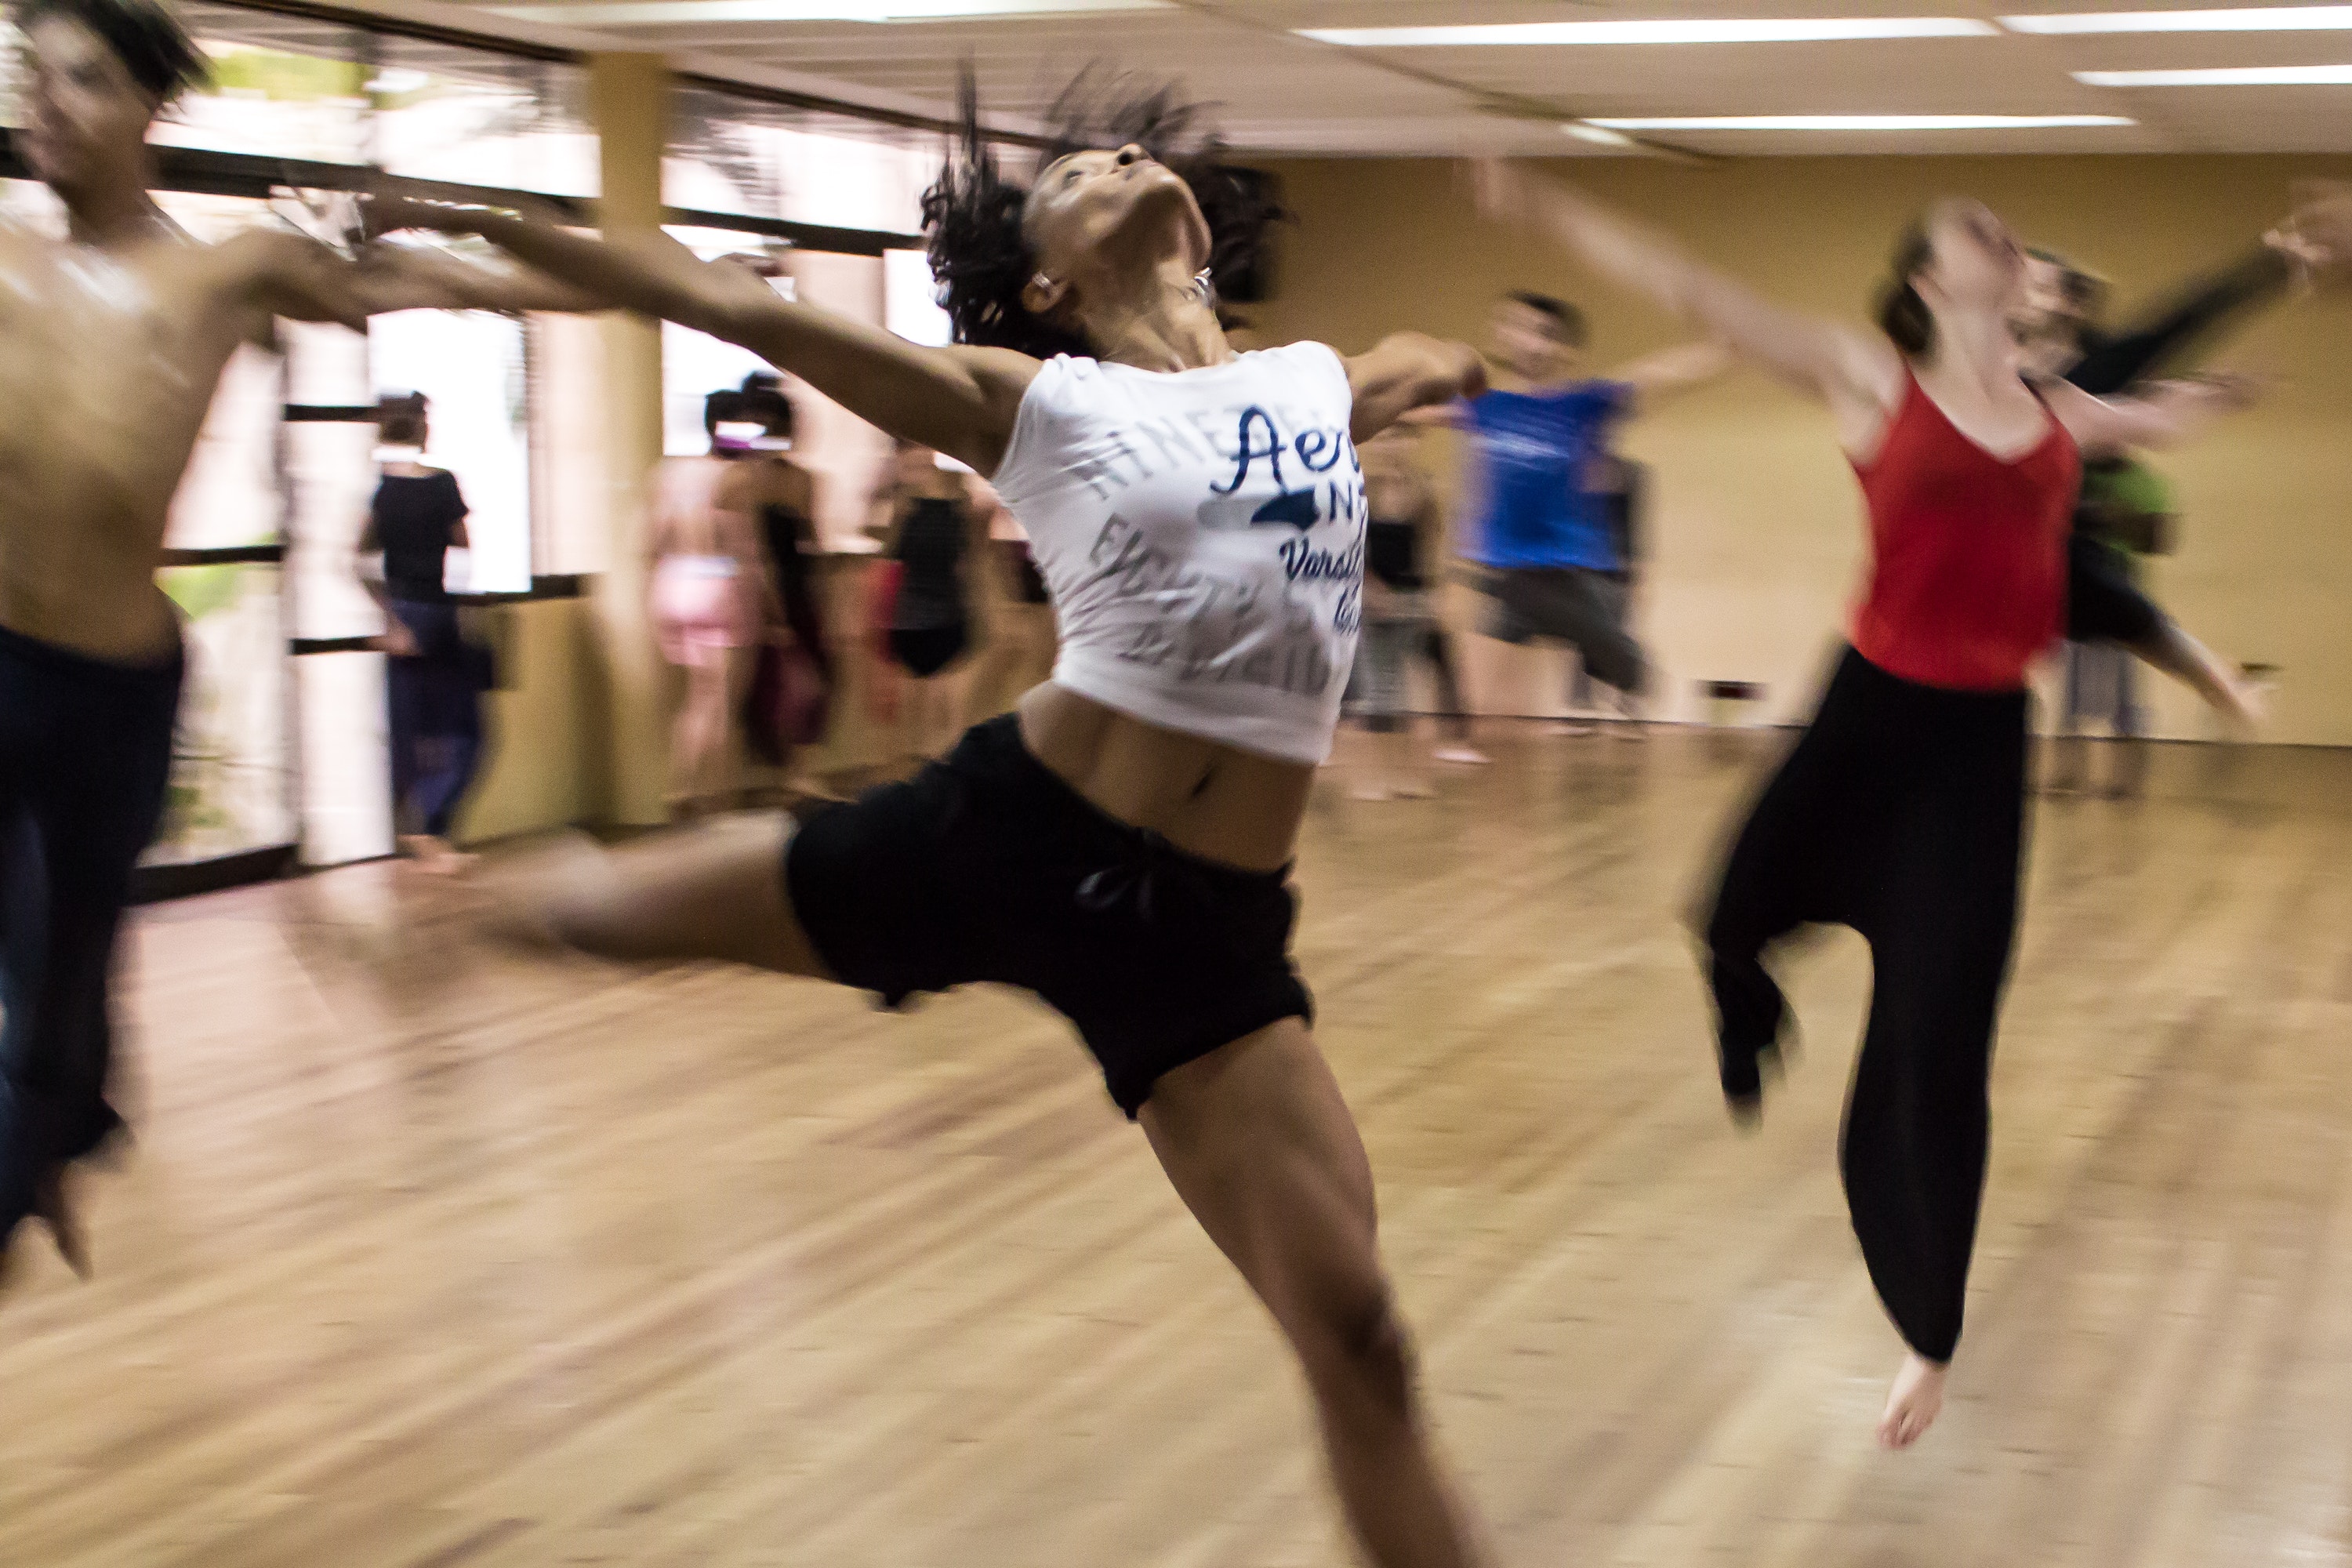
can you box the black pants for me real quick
[387,601,487,840]
[0,622,183,1247]
[1700,647,2028,1363]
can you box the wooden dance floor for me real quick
[9,731,2352,1567]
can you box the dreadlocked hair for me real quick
[920,65,1287,361]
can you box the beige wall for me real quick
[1251,154,2352,742]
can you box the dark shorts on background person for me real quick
[1479,566,1646,694]
[0,621,184,1247]
[887,624,970,680]
[783,713,1313,1116]
[2063,531,2164,646]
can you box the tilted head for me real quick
[1875,198,2028,358]
[922,67,1283,360]
[1490,290,1587,381]
[12,0,205,194]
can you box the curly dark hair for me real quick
[920,66,1286,361]
[15,0,208,103]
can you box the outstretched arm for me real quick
[1472,161,1898,423]
[2045,372,2260,456]
[1610,339,1733,411]
[373,198,1038,474]
[1345,332,1486,441]
[2068,186,2352,394]
[227,228,599,330]
[347,240,609,315]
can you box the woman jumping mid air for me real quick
[377,78,1492,1568]
[1477,162,2256,1450]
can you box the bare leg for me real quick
[2125,620,2262,736]
[1142,1021,1486,1568]
[495,814,831,977]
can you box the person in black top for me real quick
[359,393,488,873]
[1342,425,1483,797]
[869,440,988,760]
[2013,189,2351,728]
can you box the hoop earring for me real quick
[1191,267,1216,307]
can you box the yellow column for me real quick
[588,50,672,825]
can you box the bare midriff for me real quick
[1016,682,1313,873]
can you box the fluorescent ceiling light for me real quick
[489,0,1166,23]
[1588,114,2136,130]
[1561,122,1635,147]
[2002,6,2352,34]
[1298,18,1997,47]
[2076,64,2352,83]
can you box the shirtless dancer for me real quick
[0,0,583,1278]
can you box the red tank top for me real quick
[1849,369,2080,691]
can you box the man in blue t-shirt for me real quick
[1455,292,1723,719]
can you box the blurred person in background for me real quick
[1343,424,1481,798]
[648,388,776,816]
[360,392,490,873]
[1428,292,1724,733]
[2010,194,2352,734]
[869,438,989,761]
[1566,439,1649,735]
[717,372,835,790]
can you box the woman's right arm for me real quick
[1472,162,1899,419]
[375,199,1039,475]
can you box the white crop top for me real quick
[989,342,1363,766]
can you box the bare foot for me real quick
[1878,1352,1947,1449]
[2,1164,93,1290]
[2219,677,2267,741]
[1432,744,1490,765]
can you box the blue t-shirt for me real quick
[1466,381,1629,571]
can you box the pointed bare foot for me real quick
[1878,1351,1947,1449]
[34,1165,89,1279]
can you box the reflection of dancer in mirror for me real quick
[648,389,781,817]
[0,0,590,1280]
[1421,292,1725,734]
[867,439,989,761]
[1478,162,2257,1450]
[359,393,490,873]
[1344,424,1482,800]
[719,373,833,793]
[376,70,1494,1566]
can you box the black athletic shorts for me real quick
[2064,529,2164,646]
[887,624,969,678]
[783,713,1313,1116]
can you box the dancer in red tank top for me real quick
[1476,166,2254,1449]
